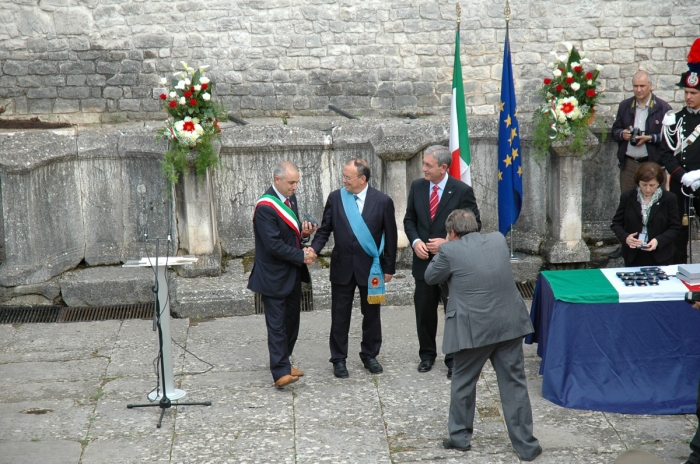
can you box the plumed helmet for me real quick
[678,38,700,89]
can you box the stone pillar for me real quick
[542,130,598,264]
[377,155,411,249]
[174,149,222,277]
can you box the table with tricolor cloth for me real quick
[525,266,700,414]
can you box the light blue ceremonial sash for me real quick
[340,188,386,304]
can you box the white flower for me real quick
[200,76,210,85]
[581,58,591,63]
[570,62,580,69]
[179,97,186,105]
[581,51,588,58]
[563,41,573,52]
[202,93,211,101]
[567,72,573,78]
[169,91,177,99]
[192,117,200,124]
[184,78,191,86]
[180,61,190,71]
[199,65,210,71]
[175,80,186,90]
[553,69,562,77]
[587,79,593,85]
[596,64,604,71]
[548,62,555,69]
[160,77,168,85]
[194,84,201,91]
[550,51,559,57]
[173,72,185,79]
[571,82,580,91]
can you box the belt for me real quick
[625,155,649,163]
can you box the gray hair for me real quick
[445,209,479,237]
[272,161,298,180]
[347,158,371,182]
[424,145,452,168]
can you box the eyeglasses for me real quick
[342,174,361,181]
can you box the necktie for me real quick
[284,198,291,208]
[354,194,361,213]
[429,185,439,221]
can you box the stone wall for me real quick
[0,0,698,124]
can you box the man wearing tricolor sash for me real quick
[248,162,317,389]
[311,159,398,379]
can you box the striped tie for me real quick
[284,198,291,208]
[429,185,439,221]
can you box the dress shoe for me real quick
[333,362,349,378]
[362,358,383,374]
[609,246,622,258]
[291,366,304,377]
[274,374,298,389]
[418,360,434,373]
[443,439,471,451]
[519,446,543,461]
[447,367,453,380]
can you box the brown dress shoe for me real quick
[291,366,305,377]
[274,374,298,389]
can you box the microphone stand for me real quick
[682,186,696,264]
[126,238,211,428]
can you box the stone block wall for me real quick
[0,1,698,123]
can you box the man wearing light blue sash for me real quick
[311,159,398,378]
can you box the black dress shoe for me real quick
[418,360,434,373]
[447,367,453,380]
[362,358,383,374]
[333,362,349,378]
[443,439,471,451]
[609,246,622,258]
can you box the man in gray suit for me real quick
[424,209,542,461]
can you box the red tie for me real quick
[429,185,439,221]
[284,198,291,208]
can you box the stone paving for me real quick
[0,303,696,464]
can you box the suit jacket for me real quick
[247,186,308,299]
[658,108,700,184]
[611,94,672,169]
[403,176,481,280]
[424,232,533,354]
[610,188,680,265]
[311,186,398,285]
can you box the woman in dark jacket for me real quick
[611,162,681,267]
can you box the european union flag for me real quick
[497,30,523,236]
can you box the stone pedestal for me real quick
[174,149,222,277]
[542,130,598,264]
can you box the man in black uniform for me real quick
[659,38,700,265]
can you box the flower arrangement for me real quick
[532,42,604,161]
[157,62,226,184]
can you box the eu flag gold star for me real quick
[504,115,512,127]
[504,155,513,167]
[515,108,519,117]
[498,170,503,181]
[512,147,519,159]
[510,127,518,142]
[499,101,505,111]
[518,166,523,177]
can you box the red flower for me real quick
[555,84,563,92]
[201,83,208,90]
[574,66,582,73]
[190,86,195,92]
[159,93,167,100]
[184,91,192,98]
[561,101,575,114]
[585,72,594,80]
[183,120,195,132]
[189,99,197,106]
[543,78,552,85]
[565,77,574,84]
[586,89,596,98]
[169,101,177,108]
[558,67,565,72]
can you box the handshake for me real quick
[303,247,317,265]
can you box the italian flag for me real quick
[448,28,471,185]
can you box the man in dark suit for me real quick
[311,158,398,378]
[403,145,481,379]
[248,162,317,388]
[425,209,541,461]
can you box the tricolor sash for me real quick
[254,194,301,240]
[340,188,386,304]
